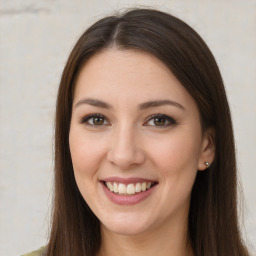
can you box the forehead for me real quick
[73,49,197,110]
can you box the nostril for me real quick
[106,148,146,169]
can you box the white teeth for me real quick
[109,183,114,192]
[105,181,154,195]
[135,183,142,193]
[106,182,114,191]
[118,183,126,194]
[113,182,118,193]
[127,184,135,195]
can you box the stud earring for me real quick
[204,162,210,168]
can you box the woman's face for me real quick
[69,49,214,236]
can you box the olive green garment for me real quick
[21,246,45,256]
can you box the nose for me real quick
[106,125,146,170]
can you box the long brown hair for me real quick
[46,8,250,256]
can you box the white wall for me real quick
[0,0,255,255]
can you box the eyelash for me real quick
[145,114,177,128]
[80,114,109,127]
[80,113,177,128]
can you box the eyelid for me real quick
[80,113,177,128]
[80,113,110,126]
[144,113,177,127]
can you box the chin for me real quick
[100,213,153,236]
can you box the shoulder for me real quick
[21,246,46,256]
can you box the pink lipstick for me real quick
[100,177,158,205]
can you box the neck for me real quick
[97,215,193,256]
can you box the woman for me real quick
[23,8,250,256]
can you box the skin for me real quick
[69,49,215,256]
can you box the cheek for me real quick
[148,133,200,214]
[148,131,202,175]
[69,130,107,179]
[69,130,108,208]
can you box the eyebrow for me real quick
[74,98,185,111]
[139,99,185,111]
[75,98,112,109]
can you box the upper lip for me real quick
[101,177,158,185]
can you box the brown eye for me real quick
[92,117,105,125]
[146,114,177,128]
[81,114,109,126]
[153,117,166,126]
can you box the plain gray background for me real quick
[0,0,255,255]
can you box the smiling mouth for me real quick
[103,181,157,196]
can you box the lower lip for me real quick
[101,182,157,205]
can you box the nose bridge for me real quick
[107,121,145,169]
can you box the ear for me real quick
[198,128,215,171]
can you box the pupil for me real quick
[154,117,165,126]
[94,117,104,125]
